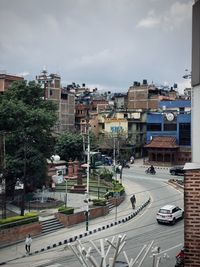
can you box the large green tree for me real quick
[55,131,83,162]
[0,80,57,196]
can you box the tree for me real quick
[0,80,57,195]
[55,131,83,162]
[98,132,128,161]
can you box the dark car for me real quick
[169,166,184,176]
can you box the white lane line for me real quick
[32,259,51,267]
[150,243,183,257]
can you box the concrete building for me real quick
[127,80,178,110]
[0,73,24,94]
[36,69,75,134]
[184,0,200,266]
[145,100,191,166]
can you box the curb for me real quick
[168,179,184,190]
[140,165,170,170]
[0,197,151,265]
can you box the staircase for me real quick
[106,201,115,211]
[40,217,65,234]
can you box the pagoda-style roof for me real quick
[145,136,178,148]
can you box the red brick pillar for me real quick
[184,166,200,266]
[68,160,73,177]
[73,159,79,177]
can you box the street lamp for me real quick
[85,126,90,231]
[65,178,68,208]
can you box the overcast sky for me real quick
[0,0,193,93]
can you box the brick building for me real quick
[0,73,24,93]
[127,80,177,110]
[36,69,75,133]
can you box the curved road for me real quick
[8,166,184,267]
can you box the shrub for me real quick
[99,168,113,182]
[104,181,125,198]
[0,212,39,230]
[58,206,74,215]
[92,198,107,206]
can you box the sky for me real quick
[0,0,193,93]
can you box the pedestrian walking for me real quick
[130,194,136,209]
[25,234,32,254]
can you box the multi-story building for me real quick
[36,69,75,134]
[145,100,191,166]
[0,73,24,94]
[127,80,178,110]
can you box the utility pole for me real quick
[65,178,68,208]
[113,137,117,180]
[85,121,90,231]
[0,132,7,219]
[21,136,27,216]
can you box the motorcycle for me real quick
[175,248,184,267]
[175,257,184,267]
[145,167,156,175]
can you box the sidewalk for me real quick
[0,178,150,265]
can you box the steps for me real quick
[106,201,115,211]
[40,217,65,234]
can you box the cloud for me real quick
[137,16,161,28]
[17,71,30,77]
[0,0,192,92]
[137,1,193,30]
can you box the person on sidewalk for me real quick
[25,234,32,254]
[130,194,136,209]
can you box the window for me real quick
[147,123,161,131]
[164,124,177,131]
[179,123,191,145]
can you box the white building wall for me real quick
[192,84,200,162]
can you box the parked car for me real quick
[169,166,184,176]
[156,205,184,225]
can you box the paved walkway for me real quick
[0,173,150,265]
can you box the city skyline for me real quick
[0,0,192,92]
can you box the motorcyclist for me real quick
[175,248,184,266]
[150,165,155,174]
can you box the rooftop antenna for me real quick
[42,66,47,75]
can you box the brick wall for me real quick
[184,168,200,266]
[55,206,109,227]
[0,222,42,247]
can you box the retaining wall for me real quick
[0,222,42,246]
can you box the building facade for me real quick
[145,100,191,165]
[0,73,24,93]
[184,1,200,266]
[36,69,75,134]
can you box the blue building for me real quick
[145,100,191,165]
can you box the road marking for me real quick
[150,243,183,257]
[32,260,51,266]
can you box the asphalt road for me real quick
[5,166,184,267]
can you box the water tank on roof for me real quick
[143,79,147,85]
[133,81,138,86]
